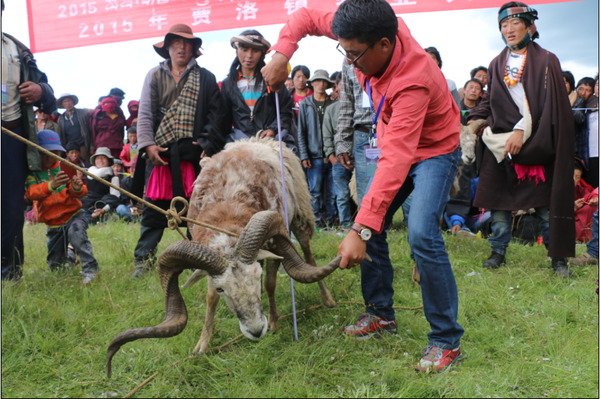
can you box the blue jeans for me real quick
[116,204,140,222]
[353,130,372,206]
[587,210,599,259]
[332,162,353,228]
[402,192,413,227]
[489,207,549,255]
[306,158,336,223]
[362,148,464,349]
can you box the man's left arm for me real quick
[338,87,430,269]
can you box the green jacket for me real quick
[4,33,57,172]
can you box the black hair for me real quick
[227,29,267,98]
[291,65,310,80]
[470,66,488,79]
[577,77,595,89]
[499,2,540,40]
[127,125,137,134]
[331,0,397,45]
[330,71,342,84]
[574,162,583,172]
[424,47,442,69]
[562,71,575,93]
[463,79,484,91]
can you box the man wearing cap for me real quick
[57,93,93,165]
[297,69,337,228]
[131,24,225,278]
[221,29,296,153]
[2,0,57,281]
[108,88,126,107]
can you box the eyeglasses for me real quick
[336,39,379,64]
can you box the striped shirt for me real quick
[335,62,373,156]
[237,70,264,112]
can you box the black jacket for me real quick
[221,75,296,152]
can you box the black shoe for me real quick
[483,252,505,269]
[552,257,572,279]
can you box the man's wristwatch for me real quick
[351,224,372,241]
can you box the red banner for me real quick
[27,0,579,53]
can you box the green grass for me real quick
[2,217,598,398]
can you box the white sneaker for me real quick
[80,271,96,284]
[456,230,477,239]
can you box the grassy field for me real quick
[2,217,598,398]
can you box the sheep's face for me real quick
[209,260,267,340]
[460,125,477,165]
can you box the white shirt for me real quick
[506,52,525,131]
[588,110,598,158]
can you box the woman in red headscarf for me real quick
[89,96,126,158]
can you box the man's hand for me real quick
[51,171,70,190]
[18,82,43,104]
[260,129,276,139]
[337,229,367,269]
[451,225,461,235]
[71,171,83,191]
[302,159,312,169]
[337,153,354,170]
[92,208,105,219]
[575,198,585,212]
[146,144,168,166]
[588,196,599,207]
[261,52,289,92]
[328,154,338,165]
[504,129,524,159]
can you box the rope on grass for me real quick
[120,300,422,397]
[1,127,238,239]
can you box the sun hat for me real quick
[56,93,79,109]
[230,30,271,52]
[37,130,66,152]
[307,69,334,88]
[90,147,114,166]
[153,24,203,59]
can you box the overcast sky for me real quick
[2,0,598,112]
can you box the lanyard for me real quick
[366,79,385,140]
[365,54,401,142]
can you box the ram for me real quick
[106,137,340,377]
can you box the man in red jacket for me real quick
[263,0,463,373]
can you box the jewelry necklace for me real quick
[504,50,527,87]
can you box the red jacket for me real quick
[25,161,88,227]
[89,104,126,151]
[271,9,460,232]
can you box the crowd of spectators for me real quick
[2,2,598,286]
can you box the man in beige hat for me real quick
[297,69,337,228]
[131,23,226,278]
[56,93,93,165]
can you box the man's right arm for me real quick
[263,8,337,91]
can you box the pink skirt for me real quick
[146,160,195,201]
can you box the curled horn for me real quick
[106,240,227,377]
[234,211,340,283]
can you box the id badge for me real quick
[1,84,7,105]
[364,145,381,178]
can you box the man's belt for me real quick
[1,118,22,129]
[355,125,370,134]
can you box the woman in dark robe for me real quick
[467,2,575,278]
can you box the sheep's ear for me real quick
[257,250,284,261]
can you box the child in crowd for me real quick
[81,147,121,223]
[115,155,141,222]
[24,130,99,284]
[62,141,87,183]
[120,125,138,173]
